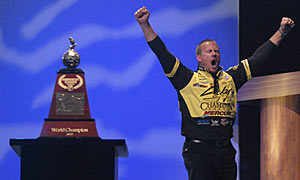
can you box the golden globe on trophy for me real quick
[40,37,98,137]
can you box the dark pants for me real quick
[182,139,237,180]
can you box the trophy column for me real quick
[40,37,98,137]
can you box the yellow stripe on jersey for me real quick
[241,59,252,81]
[165,58,180,78]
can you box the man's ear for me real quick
[196,54,201,64]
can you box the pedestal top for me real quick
[10,137,128,158]
[237,71,300,102]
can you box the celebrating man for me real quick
[134,6,295,180]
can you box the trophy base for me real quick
[40,119,98,137]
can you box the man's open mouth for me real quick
[211,60,217,66]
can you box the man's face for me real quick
[196,41,221,74]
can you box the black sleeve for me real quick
[226,62,248,91]
[148,36,193,90]
[248,40,277,77]
[227,40,277,91]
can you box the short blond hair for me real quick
[195,39,218,55]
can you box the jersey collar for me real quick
[197,65,223,77]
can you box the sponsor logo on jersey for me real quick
[200,86,233,97]
[200,102,234,110]
[197,119,211,125]
[220,118,230,126]
[211,119,220,126]
[193,83,208,88]
[203,111,233,116]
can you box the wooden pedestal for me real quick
[260,96,300,179]
[238,71,300,180]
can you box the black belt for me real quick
[185,138,230,147]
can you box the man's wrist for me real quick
[278,28,288,36]
[139,21,151,27]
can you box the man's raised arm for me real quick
[134,6,157,42]
[236,17,296,79]
[134,7,193,90]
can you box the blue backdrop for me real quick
[0,0,238,179]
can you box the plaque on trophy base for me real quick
[40,37,98,137]
[40,119,98,137]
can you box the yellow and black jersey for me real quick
[148,36,277,140]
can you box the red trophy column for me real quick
[40,37,98,137]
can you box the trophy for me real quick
[10,37,127,180]
[40,37,98,137]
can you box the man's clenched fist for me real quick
[279,17,295,35]
[134,6,150,24]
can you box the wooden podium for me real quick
[237,71,300,180]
